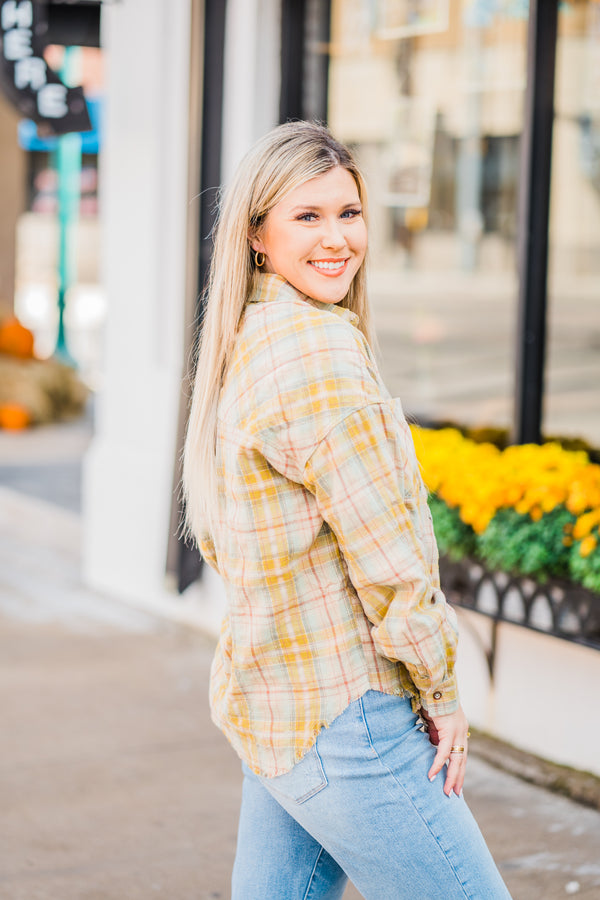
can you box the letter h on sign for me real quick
[2,1,33,61]
[1,0,32,30]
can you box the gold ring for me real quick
[450,745,465,754]
[467,731,471,738]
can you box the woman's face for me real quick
[251,166,367,305]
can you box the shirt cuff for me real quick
[418,676,459,717]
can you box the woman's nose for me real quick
[320,218,346,250]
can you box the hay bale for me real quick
[0,355,88,425]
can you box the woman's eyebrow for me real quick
[288,200,362,213]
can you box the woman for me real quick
[183,121,511,899]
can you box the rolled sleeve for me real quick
[302,402,459,714]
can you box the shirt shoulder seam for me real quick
[300,399,390,473]
[218,399,391,473]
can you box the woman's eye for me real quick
[296,208,361,222]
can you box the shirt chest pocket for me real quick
[390,397,422,499]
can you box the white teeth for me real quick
[310,260,346,270]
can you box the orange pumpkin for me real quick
[0,316,35,359]
[0,403,31,430]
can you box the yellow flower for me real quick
[573,509,600,540]
[410,425,600,535]
[567,492,589,516]
[579,535,598,558]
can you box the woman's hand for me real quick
[420,705,469,797]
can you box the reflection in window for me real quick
[328,1,527,430]
[546,3,600,447]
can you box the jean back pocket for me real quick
[261,744,328,805]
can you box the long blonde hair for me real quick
[182,121,374,543]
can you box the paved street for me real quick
[1,422,600,899]
[2,604,600,900]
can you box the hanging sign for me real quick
[463,0,529,28]
[0,0,91,135]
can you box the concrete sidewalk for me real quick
[1,426,600,898]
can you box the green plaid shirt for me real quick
[199,273,459,776]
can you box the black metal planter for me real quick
[439,556,600,652]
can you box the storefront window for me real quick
[546,2,600,446]
[327,0,528,429]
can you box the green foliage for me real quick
[429,494,600,594]
[475,507,575,583]
[569,542,600,593]
[428,495,476,561]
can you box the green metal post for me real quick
[54,46,82,365]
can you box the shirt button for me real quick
[433,691,442,700]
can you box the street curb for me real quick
[469,730,600,812]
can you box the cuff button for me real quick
[432,691,442,700]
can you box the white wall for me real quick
[456,608,600,777]
[82,0,193,607]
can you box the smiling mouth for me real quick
[308,259,349,275]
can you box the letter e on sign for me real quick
[3,26,32,60]
[37,83,68,118]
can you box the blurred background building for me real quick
[1,0,599,775]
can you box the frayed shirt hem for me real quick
[211,682,415,779]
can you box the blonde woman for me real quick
[183,121,511,900]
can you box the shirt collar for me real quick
[250,272,360,328]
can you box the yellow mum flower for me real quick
[410,425,600,534]
[573,509,600,540]
[579,535,598,558]
[567,492,589,516]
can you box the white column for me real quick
[221,0,281,185]
[179,0,282,632]
[82,0,192,606]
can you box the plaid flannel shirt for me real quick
[199,273,459,777]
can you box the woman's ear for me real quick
[248,230,265,254]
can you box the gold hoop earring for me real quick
[254,250,266,268]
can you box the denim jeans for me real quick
[232,691,512,899]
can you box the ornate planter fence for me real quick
[439,556,600,653]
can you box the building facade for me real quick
[82,0,600,774]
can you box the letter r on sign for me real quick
[14,56,46,90]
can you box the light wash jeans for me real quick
[232,691,512,899]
